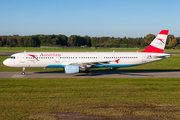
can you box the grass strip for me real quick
[0,78,180,119]
[1,47,180,52]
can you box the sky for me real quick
[0,0,180,37]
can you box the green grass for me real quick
[1,47,180,52]
[1,55,180,72]
[1,47,180,119]
[0,78,180,119]
[0,47,143,52]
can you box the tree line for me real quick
[0,34,179,48]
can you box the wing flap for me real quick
[69,60,111,66]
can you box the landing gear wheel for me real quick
[22,67,25,75]
[22,72,25,75]
[85,70,89,73]
[88,71,93,76]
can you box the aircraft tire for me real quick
[85,70,89,73]
[88,71,93,76]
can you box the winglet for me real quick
[141,30,169,53]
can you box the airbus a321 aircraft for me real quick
[3,30,170,76]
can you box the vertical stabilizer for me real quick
[141,30,169,53]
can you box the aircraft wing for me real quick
[70,60,111,66]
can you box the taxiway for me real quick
[0,70,180,78]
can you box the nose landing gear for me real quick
[22,67,25,75]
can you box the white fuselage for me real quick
[3,52,170,68]
[3,30,170,75]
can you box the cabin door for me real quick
[98,55,102,61]
[55,57,60,63]
[20,53,25,63]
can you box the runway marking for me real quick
[11,75,25,78]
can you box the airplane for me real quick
[3,30,170,76]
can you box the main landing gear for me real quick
[85,69,93,76]
[22,67,25,75]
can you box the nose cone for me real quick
[3,59,9,67]
[3,59,7,66]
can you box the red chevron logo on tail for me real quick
[157,38,164,43]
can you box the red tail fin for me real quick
[141,30,169,53]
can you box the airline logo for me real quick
[40,53,61,57]
[28,53,61,61]
[115,59,120,63]
[28,54,39,61]
[157,38,164,44]
[141,30,169,53]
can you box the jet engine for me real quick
[64,65,80,74]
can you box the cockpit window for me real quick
[9,56,15,59]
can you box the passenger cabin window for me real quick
[78,57,97,59]
[103,56,138,59]
[26,57,54,59]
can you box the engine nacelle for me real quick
[64,65,80,74]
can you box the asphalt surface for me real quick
[0,70,180,78]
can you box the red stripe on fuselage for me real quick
[141,45,164,53]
